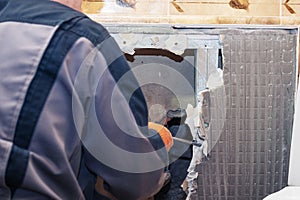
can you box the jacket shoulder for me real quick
[70,17,111,46]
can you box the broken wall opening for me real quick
[106,25,298,199]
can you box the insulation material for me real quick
[194,29,297,199]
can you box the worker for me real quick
[0,0,173,199]
[155,108,193,200]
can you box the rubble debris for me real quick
[184,89,210,200]
[184,62,225,198]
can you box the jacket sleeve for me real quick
[75,37,168,199]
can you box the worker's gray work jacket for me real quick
[0,0,168,199]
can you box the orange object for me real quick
[148,122,173,151]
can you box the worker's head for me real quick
[149,104,167,125]
[166,108,187,126]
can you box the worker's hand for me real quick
[95,177,117,200]
[148,122,173,151]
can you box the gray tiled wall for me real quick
[196,29,297,200]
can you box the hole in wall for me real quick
[124,48,196,123]
[218,48,223,70]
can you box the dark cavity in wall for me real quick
[125,48,196,123]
